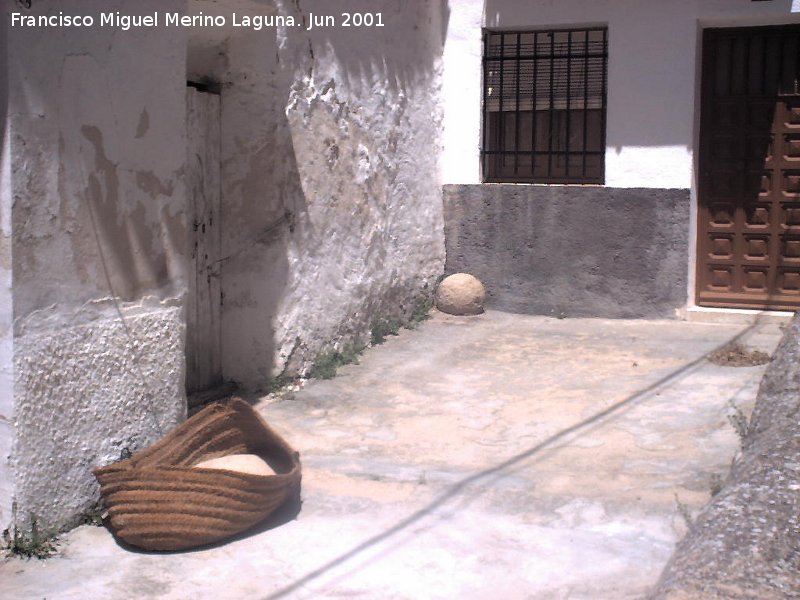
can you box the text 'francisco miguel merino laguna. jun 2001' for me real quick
[10,11,386,31]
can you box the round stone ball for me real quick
[435,273,486,316]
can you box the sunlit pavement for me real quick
[0,310,785,600]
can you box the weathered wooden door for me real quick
[698,25,800,310]
[185,85,222,393]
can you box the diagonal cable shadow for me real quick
[264,322,760,599]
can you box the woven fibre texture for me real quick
[94,398,301,551]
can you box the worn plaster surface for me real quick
[3,0,446,531]
[12,301,186,531]
[8,1,188,316]
[0,6,13,533]
[0,311,785,599]
[3,0,189,531]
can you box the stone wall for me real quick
[12,302,185,530]
[443,184,690,318]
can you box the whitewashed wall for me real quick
[3,0,188,532]
[0,8,13,536]
[442,0,800,188]
[209,0,446,386]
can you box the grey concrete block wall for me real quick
[443,184,691,318]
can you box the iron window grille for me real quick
[482,27,608,184]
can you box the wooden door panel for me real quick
[697,25,800,310]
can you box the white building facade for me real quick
[442,0,800,317]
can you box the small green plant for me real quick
[727,401,749,448]
[408,294,433,327]
[309,344,364,380]
[263,374,292,395]
[80,506,105,527]
[371,294,433,344]
[370,316,402,345]
[311,292,433,380]
[2,503,59,559]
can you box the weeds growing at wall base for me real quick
[309,344,365,380]
[2,502,59,559]
[311,293,433,380]
[408,294,433,327]
[80,505,106,527]
[370,316,402,345]
[263,374,293,395]
[370,294,433,345]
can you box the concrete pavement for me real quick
[0,310,786,599]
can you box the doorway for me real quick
[697,25,800,310]
[185,82,223,394]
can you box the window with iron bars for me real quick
[482,27,608,184]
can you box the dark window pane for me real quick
[482,27,608,183]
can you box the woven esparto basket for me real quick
[94,397,301,551]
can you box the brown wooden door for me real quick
[697,25,800,310]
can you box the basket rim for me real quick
[95,462,301,481]
[93,397,301,479]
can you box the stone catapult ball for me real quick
[435,273,486,316]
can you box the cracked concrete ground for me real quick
[0,311,787,599]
